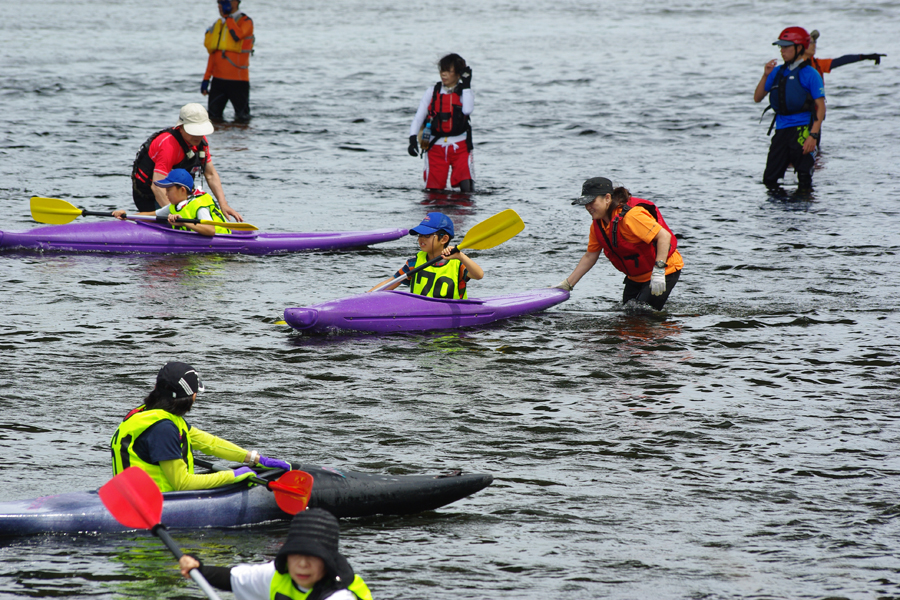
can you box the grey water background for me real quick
[2,0,899,597]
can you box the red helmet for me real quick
[773,27,811,50]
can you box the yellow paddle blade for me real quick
[202,220,258,231]
[30,197,83,224]
[457,209,525,250]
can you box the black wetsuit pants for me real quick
[763,126,815,190]
[132,180,159,212]
[622,269,681,311]
[208,78,251,123]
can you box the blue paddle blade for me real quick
[99,467,164,530]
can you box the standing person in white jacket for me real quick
[407,53,475,192]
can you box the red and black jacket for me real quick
[591,197,677,278]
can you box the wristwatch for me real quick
[810,132,820,140]
[654,261,667,269]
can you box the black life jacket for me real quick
[768,60,816,116]
[763,60,817,134]
[131,128,208,198]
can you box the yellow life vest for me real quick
[110,407,194,493]
[409,250,467,299]
[204,15,254,56]
[269,572,372,600]
[168,192,231,234]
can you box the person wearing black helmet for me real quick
[110,361,291,493]
[753,26,826,192]
[179,508,373,600]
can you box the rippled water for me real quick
[2,0,900,598]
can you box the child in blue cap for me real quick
[112,168,230,236]
[369,212,483,298]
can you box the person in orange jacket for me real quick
[802,29,885,82]
[202,0,254,123]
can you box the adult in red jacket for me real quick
[407,54,474,192]
[131,103,242,221]
[554,177,684,311]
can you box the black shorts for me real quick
[622,269,681,311]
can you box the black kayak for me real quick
[0,464,492,537]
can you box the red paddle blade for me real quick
[268,470,314,515]
[98,467,164,530]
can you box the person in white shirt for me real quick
[179,508,373,600]
[407,53,475,192]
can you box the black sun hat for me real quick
[274,509,352,582]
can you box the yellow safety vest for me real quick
[168,192,231,234]
[269,572,372,600]
[204,15,255,56]
[409,251,466,299]
[110,407,194,493]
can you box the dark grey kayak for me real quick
[0,464,493,537]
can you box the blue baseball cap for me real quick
[155,169,195,192]
[410,212,455,239]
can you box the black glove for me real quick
[408,135,419,157]
[459,67,472,90]
[863,53,886,65]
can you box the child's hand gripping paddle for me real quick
[29,196,259,231]
[99,467,314,599]
[99,467,224,600]
[193,458,314,515]
[372,208,525,292]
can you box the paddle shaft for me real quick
[124,213,228,228]
[29,197,257,231]
[194,457,278,489]
[82,209,213,228]
[152,524,223,600]
[373,247,460,292]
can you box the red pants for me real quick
[424,142,473,189]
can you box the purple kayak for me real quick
[284,288,570,334]
[0,220,408,255]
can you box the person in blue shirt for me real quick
[753,26,826,192]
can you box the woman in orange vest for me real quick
[202,0,254,123]
[554,177,684,311]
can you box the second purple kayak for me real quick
[284,288,570,334]
[0,220,408,255]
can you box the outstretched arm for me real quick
[203,162,243,222]
[564,250,602,288]
[830,53,886,68]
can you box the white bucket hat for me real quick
[176,103,214,136]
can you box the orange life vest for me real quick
[591,197,678,278]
